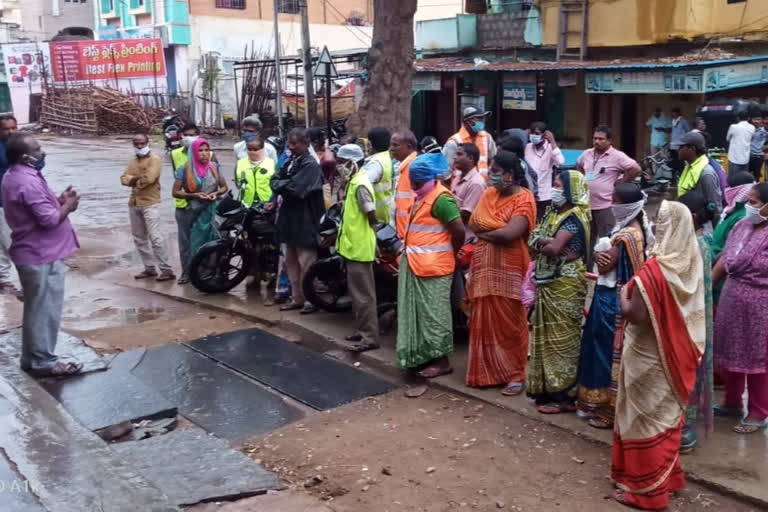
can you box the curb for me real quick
[115,280,768,510]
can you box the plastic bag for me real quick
[521,262,536,310]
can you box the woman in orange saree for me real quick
[612,200,705,510]
[466,152,536,394]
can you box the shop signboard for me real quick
[586,71,702,94]
[703,61,768,92]
[502,73,536,110]
[2,42,51,89]
[412,73,441,92]
[48,39,166,84]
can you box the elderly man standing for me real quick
[336,144,380,352]
[0,114,19,295]
[121,134,175,282]
[444,107,497,177]
[1,134,81,377]
[271,128,325,314]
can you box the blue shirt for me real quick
[0,139,8,207]
[750,127,767,156]
[670,117,690,149]
[646,116,671,147]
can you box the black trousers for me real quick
[749,155,764,181]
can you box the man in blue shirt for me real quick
[0,114,18,294]
[749,113,767,181]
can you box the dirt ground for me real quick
[242,390,758,512]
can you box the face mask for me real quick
[489,173,504,189]
[744,204,768,225]
[24,154,45,171]
[551,188,566,207]
[529,134,542,145]
[135,146,151,157]
[336,162,356,181]
[611,199,645,230]
[414,180,436,200]
[182,135,198,149]
[471,121,485,132]
[242,132,257,143]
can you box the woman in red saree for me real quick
[611,200,705,510]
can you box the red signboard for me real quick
[49,39,166,83]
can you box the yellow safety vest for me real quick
[336,172,376,263]
[235,157,276,207]
[369,151,394,224]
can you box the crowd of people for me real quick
[0,104,767,510]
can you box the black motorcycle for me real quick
[163,113,183,152]
[189,192,279,294]
[302,204,401,313]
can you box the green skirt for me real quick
[396,254,454,370]
[526,260,586,404]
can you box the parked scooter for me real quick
[189,181,280,294]
[302,204,401,314]
[163,113,183,152]
[640,145,677,196]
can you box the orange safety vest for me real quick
[450,127,492,176]
[403,182,456,278]
[394,151,418,239]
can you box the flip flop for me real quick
[134,270,158,279]
[404,384,429,398]
[418,365,453,379]
[28,361,83,378]
[734,418,768,434]
[347,341,380,353]
[588,418,613,430]
[501,382,525,396]
[537,402,577,414]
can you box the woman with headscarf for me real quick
[578,184,651,427]
[712,183,768,435]
[172,138,228,284]
[527,170,590,413]
[397,153,465,386]
[466,152,536,394]
[711,171,755,261]
[678,192,715,452]
[612,201,705,510]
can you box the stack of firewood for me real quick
[90,87,154,134]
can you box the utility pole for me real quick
[273,0,284,135]
[299,0,315,127]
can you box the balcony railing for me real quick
[215,0,246,9]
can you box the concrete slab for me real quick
[0,352,178,511]
[112,428,280,506]
[118,280,768,507]
[40,351,177,431]
[0,328,107,374]
[0,449,45,512]
[130,344,305,440]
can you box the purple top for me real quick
[708,156,727,206]
[0,163,79,265]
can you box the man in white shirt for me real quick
[524,121,564,219]
[727,110,756,175]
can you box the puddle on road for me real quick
[62,306,166,330]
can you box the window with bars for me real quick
[277,0,299,14]
[216,0,246,9]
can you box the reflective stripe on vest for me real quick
[336,173,377,262]
[370,151,393,224]
[394,152,418,239]
[171,148,189,209]
[403,182,456,278]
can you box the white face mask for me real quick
[744,204,768,225]
[337,161,357,181]
[529,134,542,145]
[551,188,566,207]
[135,146,151,157]
[182,135,198,149]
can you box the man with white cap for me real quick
[335,143,380,352]
[444,107,497,177]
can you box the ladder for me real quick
[557,0,589,61]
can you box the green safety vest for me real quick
[336,172,376,263]
[235,157,276,207]
[170,146,217,209]
[370,151,394,224]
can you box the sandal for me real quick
[345,334,363,342]
[300,304,318,315]
[280,301,303,312]
[404,384,429,398]
[177,275,190,285]
[347,341,380,353]
[134,270,158,279]
[588,418,613,429]
[613,489,632,508]
[155,271,176,282]
[714,404,744,418]
[417,365,453,379]
[734,418,768,434]
[28,361,83,378]
[537,402,577,414]
[501,382,525,396]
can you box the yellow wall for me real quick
[540,0,768,48]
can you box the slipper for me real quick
[417,365,453,379]
[280,301,303,312]
[613,489,633,508]
[347,341,380,353]
[300,304,318,315]
[134,270,158,279]
[155,271,176,282]
[501,382,525,396]
[713,404,744,418]
[404,384,429,398]
[734,418,768,434]
[28,361,83,378]
[588,418,613,430]
[345,334,363,342]
[537,402,577,415]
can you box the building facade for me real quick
[13,0,94,41]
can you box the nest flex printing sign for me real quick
[49,39,166,83]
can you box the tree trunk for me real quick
[346,0,417,136]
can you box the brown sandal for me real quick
[134,270,158,279]
[28,361,83,378]
[588,418,614,429]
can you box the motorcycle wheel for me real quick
[190,242,249,294]
[302,262,352,313]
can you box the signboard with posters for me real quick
[703,61,768,92]
[48,39,166,84]
[2,42,51,89]
[502,73,536,110]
